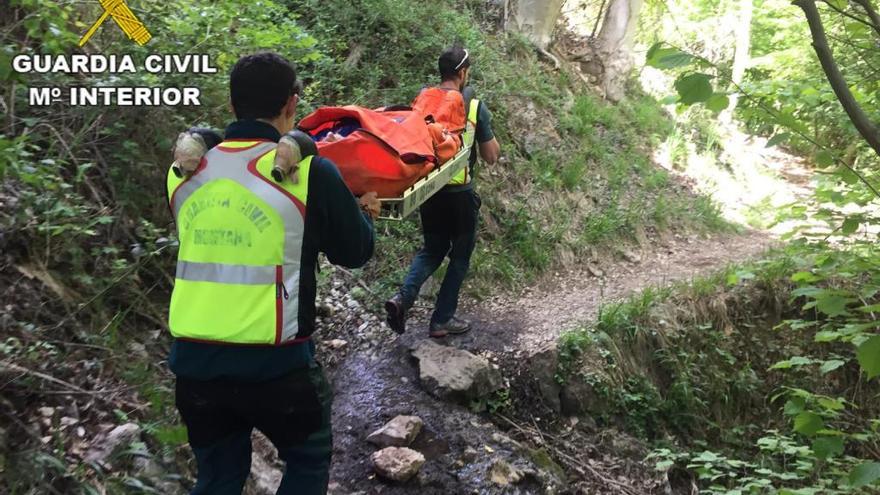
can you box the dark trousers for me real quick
[400,188,481,324]
[175,366,333,495]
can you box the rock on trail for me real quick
[371,447,426,482]
[410,339,503,404]
[367,415,424,448]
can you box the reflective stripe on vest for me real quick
[449,98,480,186]
[166,141,312,345]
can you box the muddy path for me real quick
[297,229,775,494]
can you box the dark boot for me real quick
[384,294,409,334]
[428,317,471,338]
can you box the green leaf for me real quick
[646,44,694,69]
[784,397,806,416]
[766,133,792,148]
[793,411,823,436]
[706,94,730,112]
[849,462,880,487]
[675,73,714,105]
[772,356,813,370]
[819,359,846,374]
[811,436,844,459]
[817,397,845,411]
[816,295,854,317]
[856,335,880,379]
[827,0,848,9]
[841,217,860,235]
[726,272,740,286]
[791,271,821,283]
[695,451,720,462]
[816,150,835,168]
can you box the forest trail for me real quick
[308,230,773,495]
[439,229,772,356]
[247,125,811,494]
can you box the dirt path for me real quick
[304,229,774,494]
[410,229,772,357]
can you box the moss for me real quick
[527,448,567,482]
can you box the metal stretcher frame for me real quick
[378,122,474,220]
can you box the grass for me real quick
[553,248,807,438]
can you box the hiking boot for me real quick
[429,317,471,338]
[384,293,409,334]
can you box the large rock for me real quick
[411,340,503,403]
[367,415,423,448]
[371,447,425,482]
[526,344,562,413]
[560,378,604,416]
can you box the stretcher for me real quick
[377,138,470,220]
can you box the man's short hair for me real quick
[439,45,471,81]
[230,52,299,120]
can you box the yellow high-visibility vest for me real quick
[449,98,481,186]
[166,140,312,345]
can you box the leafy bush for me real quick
[560,242,880,492]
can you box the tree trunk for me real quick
[721,0,753,123]
[511,0,567,49]
[588,0,643,102]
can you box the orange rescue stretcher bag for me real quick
[298,106,442,197]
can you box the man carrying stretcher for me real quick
[385,45,501,338]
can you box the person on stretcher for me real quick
[171,60,481,201]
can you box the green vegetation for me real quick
[4,0,879,492]
[0,0,726,492]
[558,241,880,492]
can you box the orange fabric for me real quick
[298,106,437,197]
[412,88,467,138]
[427,123,458,164]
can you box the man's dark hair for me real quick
[438,45,471,81]
[230,52,299,120]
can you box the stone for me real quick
[327,339,348,350]
[460,447,479,464]
[587,264,604,278]
[371,447,426,482]
[526,345,562,413]
[489,458,523,486]
[84,423,141,467]
[560,378,603,416]
[411,340,503,403]
[367,415,423,448]
[621,249,641,264]
[527,448,567,484]
[491,432,522,450]
[133,455,185,494]
[317,302,334,317]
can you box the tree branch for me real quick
[664,41,880,198]
[591,0,608,38]
[819,0,878,34]
[825,32,880,73]
[793,0,880,159]
[851,0,880,38]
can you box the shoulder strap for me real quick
[461,86,476,113]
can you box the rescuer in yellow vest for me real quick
[385,45,501,338]
[166,52,379,495]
